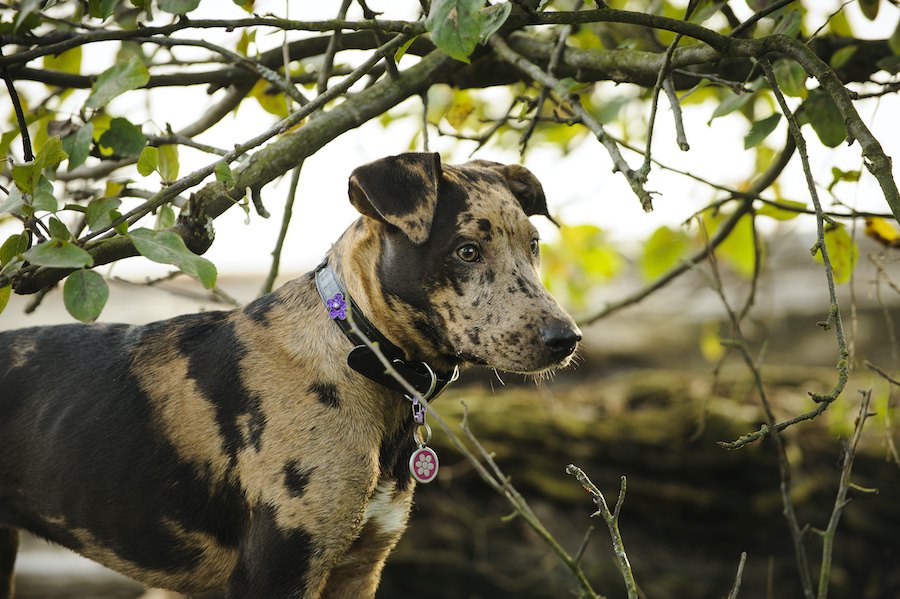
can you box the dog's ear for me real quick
[348,152,442,245]
[469,160,554,224]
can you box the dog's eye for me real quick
[456,243,481,263]
[530,238,540,256]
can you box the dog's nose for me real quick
[541,321,582,360]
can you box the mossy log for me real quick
[381,367,900,599]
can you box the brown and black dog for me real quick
[0,153,581,598]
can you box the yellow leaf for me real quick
[814,225,858,284]
[0,285,10,315]
[445,99,475,131]
[864,217,900,248]
[250,79,288,117]
[104,180,125,197]
[43,47,82,74]
[699,321,725,363]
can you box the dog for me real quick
[0,152,581,598]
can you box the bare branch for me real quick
[490,35,654,211]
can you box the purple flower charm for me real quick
[327,292,347,320]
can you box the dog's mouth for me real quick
[454,348,579,375]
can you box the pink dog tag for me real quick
[409,446,439,483]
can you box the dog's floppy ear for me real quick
[348,152,442,245]
[468,160,554,224]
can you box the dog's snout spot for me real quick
[541,321,582,360]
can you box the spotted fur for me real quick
[0,153,580,599]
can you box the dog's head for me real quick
[345,152,581,374]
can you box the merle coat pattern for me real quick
[0,153,581,599]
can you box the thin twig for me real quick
[730,0,797,38]
[132,36,309,106]
[663,76,689,150]
[699,208,815,599]
[0,17,426,66]
[723,59,850,449]
[147,133,229,156]
[260,162,303,296]
[566,466,637,599]
[520,0,582,153]
[866,361,900,388]
[0,46,33,162]
[817,390,874,599]
[317,0,353,95]
[726,552,748,599]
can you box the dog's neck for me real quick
[327,219,459,373]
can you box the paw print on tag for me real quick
[409,446,439,483]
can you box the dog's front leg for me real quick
[321,482,414,599]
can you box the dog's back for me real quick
[0,316,246,592]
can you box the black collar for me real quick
[314,261,458,400]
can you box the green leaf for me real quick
[157,144,179,182]
[859,0,879,20]
[232,0,254,12]
[639,226,690,281]
[875,55,900,75]
[0,285,9,315]
[62,123,94,171]
[14,0,42,32]
[63,269,109,323]
[773,8,802,37]
[757,199,806,220]
[426,0,483,63]
[86,197,122,231]
[708,89,755,124]
[0,187,26,216]
[88,0,122,18]
[828,167,860,192]
[829,45,857,70]
[803,88,847,148]
[890,20,900,55]
[112,213,128,235]
[22,239,94,268]
[774,60,807,99]
[32,176,58,212]
[137,146,158,176]
[48,216,72,241]
[155,204,176,230]
[394,36,418,61]
[129,228,217,288]
[12,163,37,195]
[0,232,30,266]
[215,161,236,187]
[744,113,781,149]
[85,57,150,109]
[478,2,512,43]
[158,0,200,14]
[814,225,858,284]
[98,117,147,157]
[36,136,68,170]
